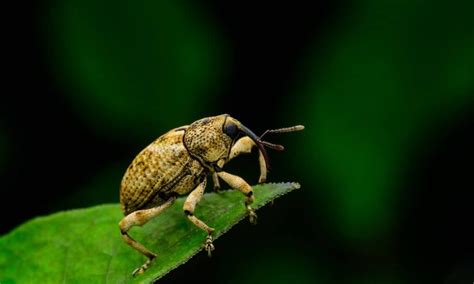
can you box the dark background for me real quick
[2,0,473,283]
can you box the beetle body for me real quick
[119,114,303,276]
[120,115,254,214]
[120,126,204,215]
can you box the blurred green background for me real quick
[2,0,473,283]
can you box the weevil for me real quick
[119,114,304,276]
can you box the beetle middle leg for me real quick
[228,136,267,183]
[119,197,176,276]
[183,179,216,256]
[212,172,221,192]
[217,171,258,224]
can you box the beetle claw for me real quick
[132,267,144,277]
[132,255,156,277]
[205,235,215,257]
[248,209,258,225]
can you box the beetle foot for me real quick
[205,235,215,257]
[248,209,258,225]
[132,255,156,277]
[213,185,221,193]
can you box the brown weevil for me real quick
[119,114,304,276]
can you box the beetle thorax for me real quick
[183,116,233,165]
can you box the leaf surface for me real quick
[0,182,300,283]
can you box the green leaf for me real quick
[0,182,300,283]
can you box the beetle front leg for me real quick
[183,179,216,256]
[119,197,176,276]
[228,136,267,183]
[217,171,258,224]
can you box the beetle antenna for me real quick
[259,125,304,151]
[259,140,285,151]
[260,125,304,139]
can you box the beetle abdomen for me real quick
[120,128,200,215]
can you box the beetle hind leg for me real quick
[119,197,176,276]
[183,179,216,256]
[217,171,258,224]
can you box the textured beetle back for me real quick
[120,128,194,215]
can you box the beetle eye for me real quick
[223,123,238,139]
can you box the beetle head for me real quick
[223,115,270,169]
[223,117,305,170]
[183,114,269,170]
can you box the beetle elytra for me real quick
[119,114,304,276]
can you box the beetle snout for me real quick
[235,123,270,170]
